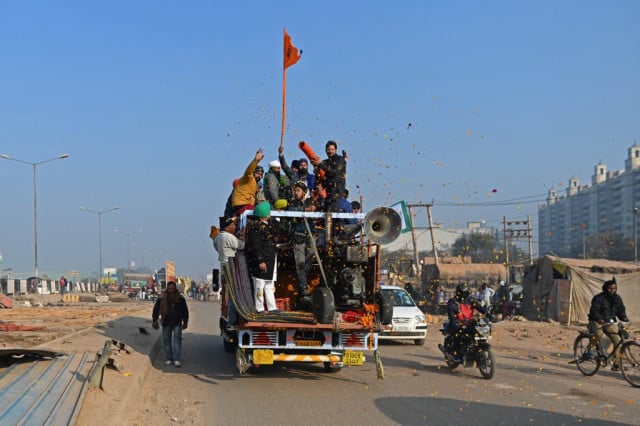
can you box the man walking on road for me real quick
[152,281,189,367]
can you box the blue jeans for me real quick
[162,324,183,362]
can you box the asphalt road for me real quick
[124,300,639,426]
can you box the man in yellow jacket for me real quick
[231,149,265,215]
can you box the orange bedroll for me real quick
[299,141,325,179]
[298,141,320,162]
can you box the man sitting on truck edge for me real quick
[213,215,244,325]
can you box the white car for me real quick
[379,285,428,345]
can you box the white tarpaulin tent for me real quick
[522,255,640,324]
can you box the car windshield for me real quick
[384,289,416,307]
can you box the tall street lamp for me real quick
[114,229,142,271]
[580,223,587,260]
[633,208,639,263]
[1,153,69,280]
[80,206,119,280]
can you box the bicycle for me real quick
[572,321,640,387]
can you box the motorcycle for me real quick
[438,316,495,379]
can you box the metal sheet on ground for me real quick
[0,352,94,425]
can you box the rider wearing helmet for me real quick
[442,283,493,363]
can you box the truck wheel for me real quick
[223,337,235,353]
[312,287,335,324]
[323,362,342,373]
[375,291,393,325]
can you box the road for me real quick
[123,300,639,426]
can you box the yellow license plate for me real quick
[294,340,322,346]
[253,349,274,365]
[343,350,364,366]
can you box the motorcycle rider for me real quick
[440,283,493,363]
[587,277,629,371]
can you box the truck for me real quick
[122,272,153,292]
[219,206,402,375]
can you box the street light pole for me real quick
[114,229,142,271]
[1,153,69,280]
[633,208,638,263]
[580,223,587,260]
[80,207,119,281]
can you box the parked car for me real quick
[379,285,428,345]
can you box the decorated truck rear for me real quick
[220,207,401,375]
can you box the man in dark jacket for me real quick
[152,281,189,367]
[288,182,316,300]
[588,277,629,370]
[310,140,346,210]
[246,201,278,313]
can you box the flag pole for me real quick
[280,50,287,149]
[281,28,301,150]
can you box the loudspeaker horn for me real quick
[364,207,402,245]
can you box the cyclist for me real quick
[587,277,630,371]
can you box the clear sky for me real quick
[1,1,639,280]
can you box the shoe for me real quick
[174,360,181,367]
[165,360,173,366]
[583,349,597,360]
[268,309,280,314]
[611,363,627,372]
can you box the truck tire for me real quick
[376,291,393,325]
[312,287,335,324]
[223,337,235,353]
[324,362,342,373]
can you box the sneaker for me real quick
[174,360,181,367]
[583,349,597,360]
[612,363,627,372]
[165,360,173,366]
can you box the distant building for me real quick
[538,144,640,256]
[385,221,496,254]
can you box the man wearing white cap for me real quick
[264,159,290,206]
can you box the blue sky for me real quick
[1,1,639,280]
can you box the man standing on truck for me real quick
[310,140,346,210]
[246,201,279,313]
[213,216,244,325]
[231,149,265,215]
[288,181,316,302]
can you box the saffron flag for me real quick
[284,29,301,69]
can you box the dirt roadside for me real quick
[1,295,630,424]
[0,293,161,425]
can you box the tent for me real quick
[521,255,640,324]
